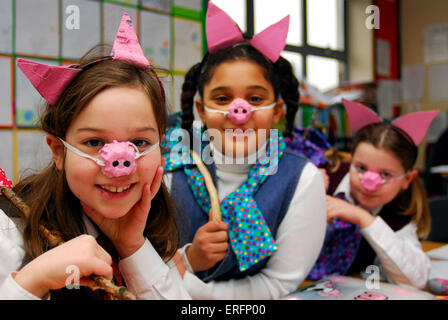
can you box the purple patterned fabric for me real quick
[284,126,330,167]
[307,193,362,280]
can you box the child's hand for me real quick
[14,235,113,299]
[326,195,375,229]
[81,164,165,259]
[186,220,228,272]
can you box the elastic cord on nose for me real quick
[59,138,160,178]
[203,99,277,126]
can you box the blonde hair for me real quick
[323,147,351,173]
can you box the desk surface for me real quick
[299,240,446,290]
[421,240,446,252]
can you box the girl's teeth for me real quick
[101,185,131,193]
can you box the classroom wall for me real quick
[347,0,448,170]
[401,0,448,170]
[348,0,374,83]
[0,0,206,184]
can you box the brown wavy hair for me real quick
[352,123,431,238]
[13,46,179,261]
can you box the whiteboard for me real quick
[140,10,171,70]
[172,74,185,113]
[103,3,138,47]
[17,130,52,180]
[0,0,12,54]
[15,0,59,58]
[0,56,13,127]
[62,0,101,60]
[173,17,202,72]
[141,0,171,12]
[174,0,202,11]
[108,0,138,5]
[15,57,58,127]
[0,130,14,182]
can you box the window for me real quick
[210,0,247,32]
[214,0,348,92]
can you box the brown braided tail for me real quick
[0,186,136,300]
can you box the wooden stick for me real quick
[0,186,136,300]
[190,151,222,222]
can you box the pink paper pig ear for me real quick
[17,58,81,106]
[249,15,290,63]
[0,168,13,189]
[206,2,244,54]
[112,13,150,69]
[392,110,439,145]
[342,98,382,132]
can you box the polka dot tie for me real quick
[164,126,286,272]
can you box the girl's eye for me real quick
[356,165,367,173]
[248,96,262,104]
[132,139,150,148]
[215,96,230,103]
[83,139,104,148]
[380,172,391,179]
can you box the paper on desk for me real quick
[429,261,448,280]
[426,244,448,260]
[430,165,448,174]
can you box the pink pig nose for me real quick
[227,98,253,125]
[361,171,383,191]
[99,140,137,178]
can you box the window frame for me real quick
[245,0,349,83]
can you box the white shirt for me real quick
[334,173,431,289]
[164,147,327,300]
[0,209,191,300]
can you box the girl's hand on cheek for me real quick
[82,163,165,258]
[14,235,113,299]
[326,195,375,229]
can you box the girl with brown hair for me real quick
[0,14,190,300]
[308,99,438,289]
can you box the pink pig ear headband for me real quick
[17,13,163,179]
[205,2,289,63]
[196,3,289,126]
[17,13,164,106]
[342,99,439,146]
[342,99,439,192]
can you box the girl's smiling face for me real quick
[48,86,161,219]
[196,60,283,158]
[349,142,416,211]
